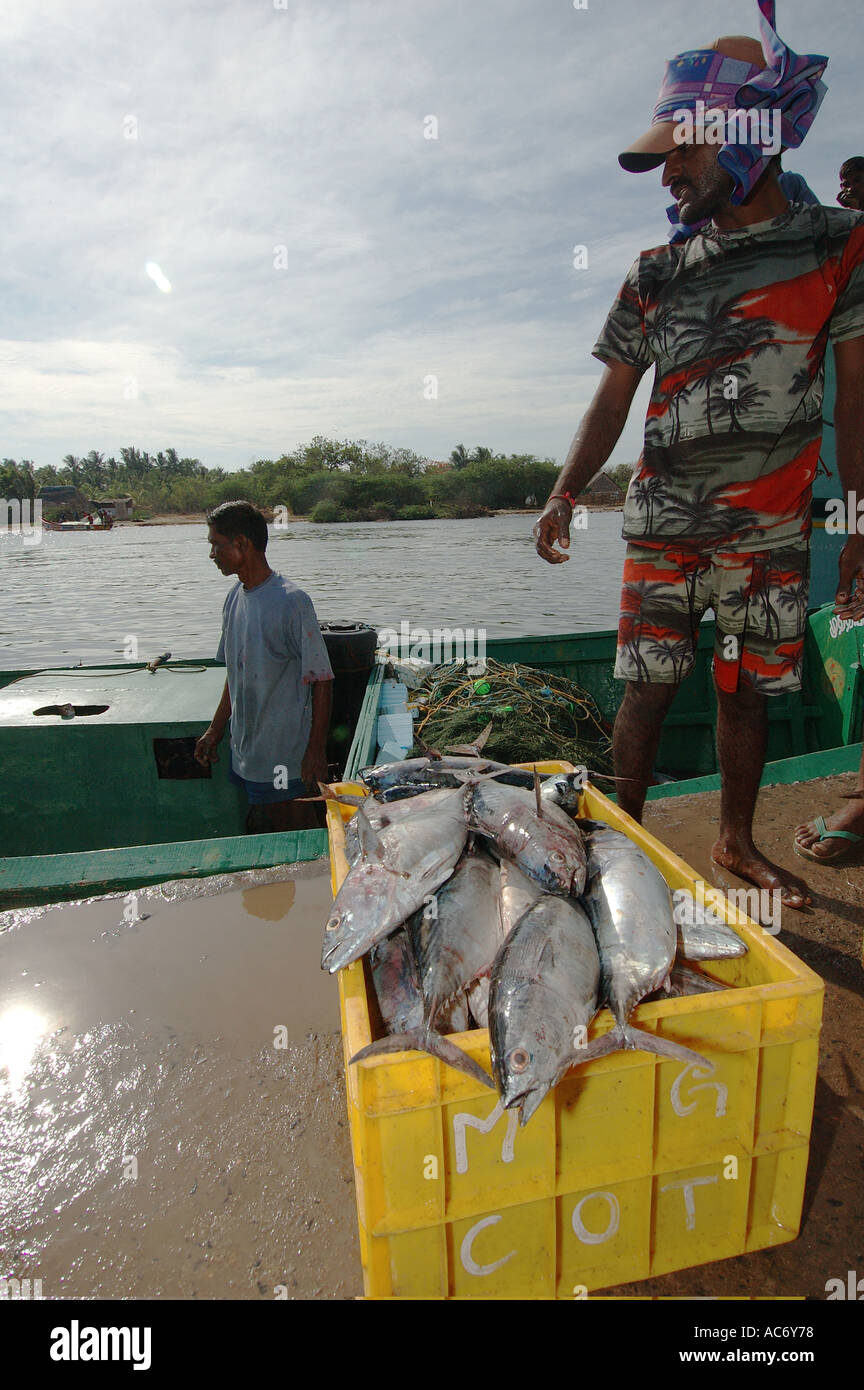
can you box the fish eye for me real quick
[509,1047,530,1073]
[325,914,341,933]
[548,850,565,865]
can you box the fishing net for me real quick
[411,659,614,776]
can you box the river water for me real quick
[0,513,627,669]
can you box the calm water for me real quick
[0,513,627,669]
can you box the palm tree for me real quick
[670,297,781,434]
[777,579,808,628]
[710,369,771,432]
[659,482,763,541]
[646,633,694,683]
[450,444,470,469]
[629,475,664,534]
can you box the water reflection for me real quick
[0,1004,46,1092]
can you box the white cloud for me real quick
[1,0,857,472]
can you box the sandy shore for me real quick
[129,507,623,526]
[1,776,860,1301]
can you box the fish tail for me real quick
[620,1023,713,1071]
[574,1027,627,1065]
[350,1029,495,1089]
[446,720,493,756]
[576,1024,713,1072]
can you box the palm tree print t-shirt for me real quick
[593,204,864,551]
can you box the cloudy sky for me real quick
[2,0,860,474]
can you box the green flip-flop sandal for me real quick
[793,816,864,863]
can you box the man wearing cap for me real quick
[535,1,864,909]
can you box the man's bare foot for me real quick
[711,838,812,911]
[794,802,864,861]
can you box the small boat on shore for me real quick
[42,516,113,532]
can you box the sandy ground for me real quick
[0,776,861,1302]
[619,775,864,1299]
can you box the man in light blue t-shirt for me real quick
[194,501,333,832]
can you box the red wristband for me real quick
[549,491,578,509]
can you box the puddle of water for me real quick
[0,862,361,1300]
[0,863,339,1052]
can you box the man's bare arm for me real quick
[832,334,864,618]
[301,678,333,789]
[534,359,645,563]
[194,678,231,765]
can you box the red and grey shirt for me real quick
[593,203,864,552]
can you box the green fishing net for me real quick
[411,659,614,776]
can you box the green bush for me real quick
[310,499,342,523]
[395,504,436,520]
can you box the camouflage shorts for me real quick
[614,541,809,695]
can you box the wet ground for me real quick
[0,865,361,1300]
[1,774,861,1301]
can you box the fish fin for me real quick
[575,1024,713,1073]
[669,964,728,995]
[532,765,543,820]
[350,1029,495,1089]
[414,732,443,760]
[537,937,556,972]
[355,814,386,865]
[317,781,365,807]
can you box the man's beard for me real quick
[676,161,734,225]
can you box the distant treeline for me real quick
[2,441,633,522]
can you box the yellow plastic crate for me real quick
[325,763,823,1299]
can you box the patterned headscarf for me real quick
[722,0,827,202]
[618,1,828,230]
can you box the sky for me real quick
[1,0,861,474]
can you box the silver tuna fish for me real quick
[411,843,506,1027]
[357,927,493,1088]
[489,894,601,1125]
[467,858,543,1027]
[330,785,460,867]
[469,781,588,896]
[321,794,469,973]
[579,823,713,1069]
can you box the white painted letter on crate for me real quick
[453,1099,518,1174]
[670,1063,727,1119]
[571,1191,620,1245]
[460,1215,517,1277]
